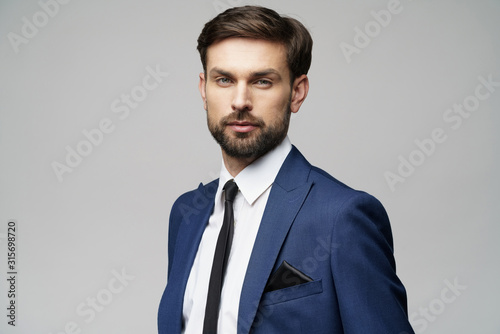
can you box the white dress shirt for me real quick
[182,137,292,334]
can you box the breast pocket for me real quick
[260,279,323,307]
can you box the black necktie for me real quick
[203,180,239,334]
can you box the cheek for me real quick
[206,89,230,111]
[256,92,290,117]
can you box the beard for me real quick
[207,104,291,159]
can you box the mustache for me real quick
[221,110,265,126]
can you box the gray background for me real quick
[1,0,499,333]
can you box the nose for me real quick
[231,83,252,112]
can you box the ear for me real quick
[198,72,207,110]
[290,74,309,114]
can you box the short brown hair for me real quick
[197,6,313,82]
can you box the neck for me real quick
[221,150,258,177]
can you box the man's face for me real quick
[199,38,302,159]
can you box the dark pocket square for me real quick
[264,260,313,292]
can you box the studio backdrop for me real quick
[0,0,499,333]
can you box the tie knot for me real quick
[223,180,238,202]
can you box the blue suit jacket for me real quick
[158,146,414,333]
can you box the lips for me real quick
[227,121,258,133]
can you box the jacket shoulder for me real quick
[309,165,383,203]
[167,179,218,274]
[170,179,219,224]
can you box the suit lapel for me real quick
[165,181,218,332]
[237,147,313,334]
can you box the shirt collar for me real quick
[218,136,292,205]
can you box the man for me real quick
[158,6,414,334]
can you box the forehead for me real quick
[206,38,289,77]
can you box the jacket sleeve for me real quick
[330,192,414,334]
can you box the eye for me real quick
[216,77,232,86]
[255,79,272,87]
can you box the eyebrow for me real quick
[209,67,282,79]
